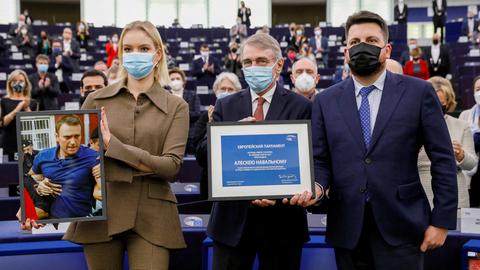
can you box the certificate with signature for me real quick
[207,120,315,201]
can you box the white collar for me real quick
[250,84,276,104]
[352,69,387,97]
[171,89,184,98]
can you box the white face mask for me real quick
[474,91,480,105]
[201,51,209,58]
[21,29,27,35]
[112,36,118,43]
[294,73,316,93]
[296,30,303,36]
[408,44,417,51]
[169,80,184,92]
[315,30,321,36]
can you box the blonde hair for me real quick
[117,20,170,87]
[6,69,32,98]
[428,76,457,112]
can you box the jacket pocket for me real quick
[148,183,178,203]
[397,181,423,200]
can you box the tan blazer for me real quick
[418,115,477,209]
[64,80,189,249]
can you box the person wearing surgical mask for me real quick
[0,70,38,161]
[59,21,189,269]
[289,24,307,52]
[192,44,220,89]
[28,54,60,110]
[394,0,408,24]
[13,25,34,58]
[193,72,242,199]
[76,21,90,50]
[291,57,320,100]
[168,68,201,154]
[49,39,74,93]
[9,14,31,37]
[106,33,119,68]
[459,75,480,207]
[196,33,315,270]
[312,10,457,269]
[400,38,418,66]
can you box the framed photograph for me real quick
[16,110,106,223]
[207,120,315,201]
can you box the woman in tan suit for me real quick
[418,76,477,209]
[62,21,189,269]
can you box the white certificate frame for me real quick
[207,120,315,201]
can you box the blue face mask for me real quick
[53,47,62,55]
[37,64,48,73]
[216,92,231,99]
[242,62,277,93]
[122,52,156,80]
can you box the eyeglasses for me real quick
[241,57,276,68]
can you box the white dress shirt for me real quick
[431,44,441,63]
[468,18,474,35]
[250,84,276,119]
[352,70,386,134]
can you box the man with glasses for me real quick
[202,33,320,270]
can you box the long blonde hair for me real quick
[118,20,170,87]
[6,69,32,98]
[428,76,457,112]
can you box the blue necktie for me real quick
[359,85,376,148]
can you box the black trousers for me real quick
[335,205,424,270]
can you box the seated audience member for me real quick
[62,27,81,72]
[308,26,329,68]
[386,59,404,74]
[333,59,351,84]
[9,14,31,37]
[29,115,101,219]
[194,72,242,198]
[289,24,307,52]
[37,30,52,56]
[169,68,201,154]
[291,57,320,100]
[192,44,220,89]
[93,60,108,74]
[79,69,108,106]
[224,42,243,79]
[459,75,480,207]
[419,76,477,210]
[13,25,35,58]
[399,38,418,66]
[76,21,90,50]
[461,9,480,43]
[404,47,430,80]
[106,33,119,67]
[282,47,297,86]
[49,39,74,93]
[425,33,451,78]
[0,70,38,161]
[297,42,316,62]
[29,54,60,110]
[230,17,248,44]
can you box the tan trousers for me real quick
[82,230,169,270]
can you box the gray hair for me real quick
[292,57,318,75]
[239,33,282,61]
[213,72,242,91]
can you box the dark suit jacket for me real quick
[432,0,447,21]
[65,39,81,72]
[183,90,201,125]
[200,85,312,247]
[49,54,74,92]
[237,7,251,28]
[312,71,457,249]
[394,4,408,23]
[28,72,60,110]
[308,36,329,55]
[424,44,450,77]
[192,56,220,89]
[461,17,480,36]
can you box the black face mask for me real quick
[432,39,439,45]
[231,48,237,53]
[80,90,94,106]
[348,43,383,76]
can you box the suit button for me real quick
[365,158,371,164]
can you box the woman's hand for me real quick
[452,140,465,162]
[100,107,111,149]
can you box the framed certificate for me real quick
[207,120,315,201]
[16,110,106,224]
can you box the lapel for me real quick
[336,77,365,152]
[367,71,406,155]
[238,89,253,120]
[265,85,287,121]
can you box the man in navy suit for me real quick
[202,33,319,270]
[312,11,457,270]
[192,44,220,89]
[461,9,480,43]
